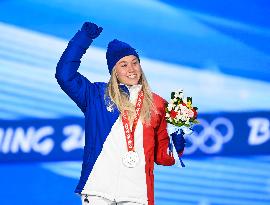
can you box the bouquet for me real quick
[165,89,199,167]
[165,89,199,128]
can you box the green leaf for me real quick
[171,92,175,99]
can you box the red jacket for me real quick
[143,93,175,204]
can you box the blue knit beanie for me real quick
[106,39,140,74]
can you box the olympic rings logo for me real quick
[185,117,234,154]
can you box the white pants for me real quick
[81,195,142,205]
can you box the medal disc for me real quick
[122,151,139,168]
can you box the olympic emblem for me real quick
[185,117,234,154]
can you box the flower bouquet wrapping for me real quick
[165,89,199,167]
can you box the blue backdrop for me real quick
[0,0,270,205]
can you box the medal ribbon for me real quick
[121,90,144,152]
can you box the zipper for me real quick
[84,194,89,203]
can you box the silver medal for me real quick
[122,151,139,168]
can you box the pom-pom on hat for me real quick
[106,39,140,74]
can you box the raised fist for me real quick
[82,22,103,39]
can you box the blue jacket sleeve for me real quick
[55,26,94,113]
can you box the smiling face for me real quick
[114,55,142,86]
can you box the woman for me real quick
[55,22,184,205]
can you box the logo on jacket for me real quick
[106,105,114,112]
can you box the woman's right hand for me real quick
[81,22,103,39]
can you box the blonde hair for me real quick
[105,66,156,126]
